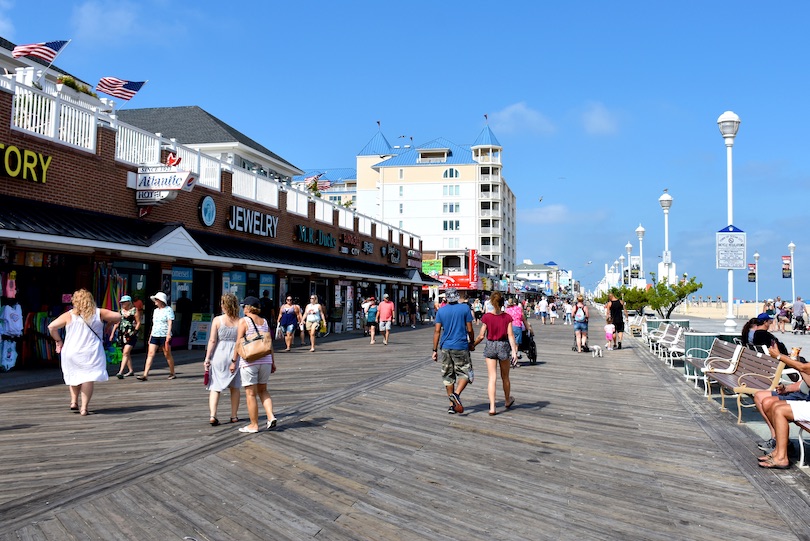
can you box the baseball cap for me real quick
[119,295,132,303]
[383,293,390,299]
[757,312,773,321]
[242,296,261,308]
[445,289,460,303]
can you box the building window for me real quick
[443,220,460,231]
[399,220,403,229]
[399,203,403,214]
[442,184,460,196]
[442,202,460,213]
[398,168,404,180]
[443,238,460,249]
[399,186,403,196]
[443,168,460,179]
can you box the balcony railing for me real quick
[479,209,502,218]
[479,174,502,184]
[3,74,421,246]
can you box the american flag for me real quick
[317,179,331,191]
[96,77,146,100]
[12,40,69,63]
[304,172,324,187]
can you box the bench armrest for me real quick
[736,372,777,389]
[703,358,737,374]
[685,347,711,358]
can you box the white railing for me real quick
[377,222,389,241]
[480,174,501,184]
[256,176,279,207]
[337,207,354,230]
[358,215,372,235]
[480,209,502,218]
[2,77,426,248]
[285,187,309,216]
[115,121,160,165]
[173,145,222,191]
[10,83,97,152]
[314,198,333,224]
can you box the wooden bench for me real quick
[704,347,786,424]
[683,339,742,394]
[660,332,686,368]
[649,324,678,355]
[795,421,810,468]
[628,314,646,337]
[643,322,666,349]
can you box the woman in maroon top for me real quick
[473,291,518,416]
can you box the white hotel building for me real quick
[354,126,517,284]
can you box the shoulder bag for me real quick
[237,317,273,362]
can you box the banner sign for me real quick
[783,256,792,279]
[748,263,756,283]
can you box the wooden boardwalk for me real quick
[2,316,810,540]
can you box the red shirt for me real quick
[377,299,395,321]
[482,312,513,341]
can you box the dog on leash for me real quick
[591,345,603,358]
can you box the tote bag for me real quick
[237,317,273,362]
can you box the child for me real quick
[604,317,616,351]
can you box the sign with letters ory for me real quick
[716,225,746,270]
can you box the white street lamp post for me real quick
[658,190,673,284]
[626,242,633,287]
[753,251,760,306]
[619,255,625,287]
[636,224,645,279]
[613,260,620,288]
[718,110,741,330]
[790,242,796,303]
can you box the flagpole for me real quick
[113,80,148,113]
[32,39,71,87]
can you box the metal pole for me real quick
[724,142,736,329]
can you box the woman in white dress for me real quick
[48,289,121,415]
[204,293,241,426]
[303,294,326,352]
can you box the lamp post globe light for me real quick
[636,224,645,283]
[753,251,760,305]
[658,190,674,285]
[789,241,796,303]
[718,110,741,330]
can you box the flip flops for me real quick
[758,455,790,469]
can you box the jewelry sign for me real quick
[716,225,746,270]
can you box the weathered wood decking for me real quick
[1,317,810,540]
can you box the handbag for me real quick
[274,324,283,340]
[237,317,273,362]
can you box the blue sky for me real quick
[4,1,810,301]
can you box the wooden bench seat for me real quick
[683,339,742,394]
[658,328,685,367]
[705,347,786,424]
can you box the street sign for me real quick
[716,225,746,270]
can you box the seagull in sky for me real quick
[538,196,544,203]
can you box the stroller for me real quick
[518,331,538,364]
[793,316,807,335]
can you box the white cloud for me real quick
[581,101,619,136]
[70,1,142,44]
[0,0,14,38]
[488,102,555,135]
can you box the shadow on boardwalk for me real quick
[1,319,810,540]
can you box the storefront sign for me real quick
[228,205,279,238]
[341,233,360,246]
[362,241,373,254]
[137,165,197,192]
[136,190,177,204]
[0,143,52,184]
[381,245,401,263]
[407,249,422,259]
[199,196,216,227]
[295,225,337,248]
[340,246,361,255]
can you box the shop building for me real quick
[0,63,425,368]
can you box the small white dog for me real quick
[591,345,603,358]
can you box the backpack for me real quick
[574,305,586,323]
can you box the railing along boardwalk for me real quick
[1,317,810,540]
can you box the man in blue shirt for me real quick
[432,289,475,414]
